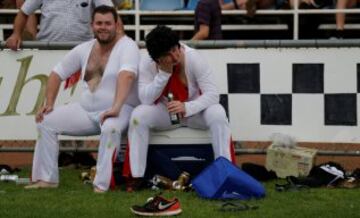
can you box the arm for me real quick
[5,10,28,50]
[192,24,210,40]
[35,72,61,123]
[192,1,211,40]
[100,71,135,124]
[16,0,37,40]
[183,51,219,117]
[138,55,171,104]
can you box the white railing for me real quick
[0,3,360,41]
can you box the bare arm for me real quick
[6,10,28,50]
[100,71,135,124]
[35,72,61,123]
[45,72,61,108]
[191,25,210,40]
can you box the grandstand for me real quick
[0,0,360,41]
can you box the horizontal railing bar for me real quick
[0,146,359,156]
[2,39,360,50]
[1,9,360,15]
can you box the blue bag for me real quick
[191,157,266,200]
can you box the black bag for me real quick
[289,162,345,187]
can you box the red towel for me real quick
[64,70,81,89]
[156,64,188,102]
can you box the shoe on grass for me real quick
[130,194,182,216]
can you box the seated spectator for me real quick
[126,25,235,191]
[6,0,113,51]
[192,0,222,40]
[335,0,360,38]
[289,0,333,9]
[221,0,277,17]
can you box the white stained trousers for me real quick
[128,103,232,178]
[32,103,133,191]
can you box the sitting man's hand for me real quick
[100,107,120,125]
[167,100,185,117]
[157,56,174,74]
[35,105,53,123]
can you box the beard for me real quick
[95,31,116,44]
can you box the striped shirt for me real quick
[21,0,113,42]
[194,0,222,40]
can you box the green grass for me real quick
[0,168,359,218]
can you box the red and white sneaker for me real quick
[130,195,182,216]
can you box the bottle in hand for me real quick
[167,92,180,125]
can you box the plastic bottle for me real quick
[0,175,18,182]
[16,178,31,185]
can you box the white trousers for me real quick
[128,103,232,178]
[32,103,133,191]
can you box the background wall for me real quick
[1,47,360,142]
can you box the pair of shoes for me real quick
[126,177,144,193]
[24,181,58,189]
[130,194,182,216]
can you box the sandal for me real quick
[275,177,310,192]
[219,201,258,212]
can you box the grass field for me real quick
[0,167,359,218]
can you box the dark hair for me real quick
[92,5,118,22]
[145,25,180,62]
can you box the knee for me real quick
[101,122,121,135]
[130,105,151,128]
[205,105,228,124]
[36,118,56,133]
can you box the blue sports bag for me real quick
[191,157,266,200]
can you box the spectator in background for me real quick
[0,0,37,40]
[221,0,277,17]
[6,0,113,50]
[335,0,360,38]
[192,0,222,40]
[289,0,333,9]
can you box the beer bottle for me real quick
[167,92,180,125]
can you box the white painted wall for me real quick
[0,47,359,142]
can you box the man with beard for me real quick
[25,5,140,193]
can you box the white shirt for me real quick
[54,35,140,112]
[138,44,219,117]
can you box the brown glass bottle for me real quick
[167,92,180,125]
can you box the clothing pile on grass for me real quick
[259,133,360,191]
